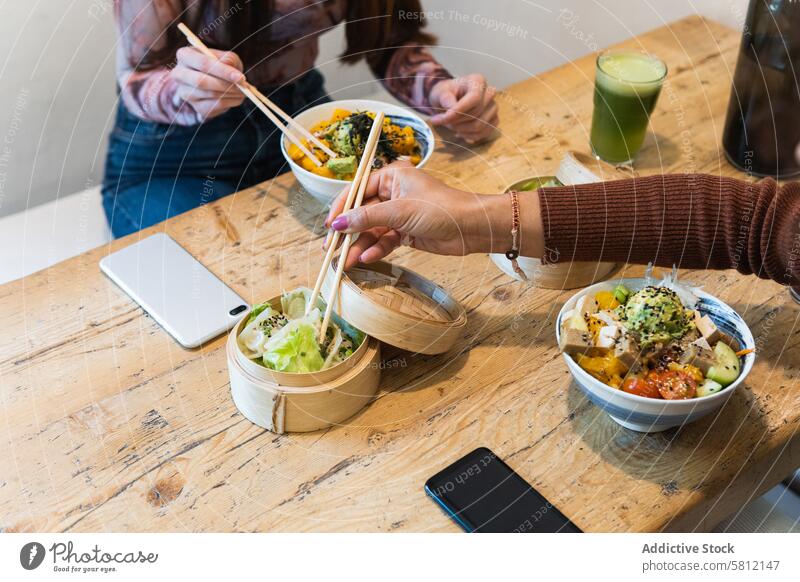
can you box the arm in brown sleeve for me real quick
[537,174,800,289]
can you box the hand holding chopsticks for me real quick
[310,112,385,341]
[176,23,336,165]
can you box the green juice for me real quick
[590,52,666,164]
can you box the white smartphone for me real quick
[99,233,248,348]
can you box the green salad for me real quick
[237,288,364,373]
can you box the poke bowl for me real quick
[556,275,755,432]
[280,99,435,204]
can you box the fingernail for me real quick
[230,71,243,82]
[331,216,348,231]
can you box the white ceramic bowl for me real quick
[556,278,756,433]
[280,99,435,205]
[490,254,618,289]
[490,174,617,289]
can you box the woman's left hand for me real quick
[428,74,499,144]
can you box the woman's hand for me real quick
[324,162,544,268]
[428,74,499,144]
[171,47,246,121]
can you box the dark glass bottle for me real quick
[722,0,800,178]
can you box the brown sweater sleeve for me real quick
[537,174,800,291]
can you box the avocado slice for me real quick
[326,155,357,178]
[706,342,740,386]
[612,283,631,304]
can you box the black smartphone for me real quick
[425,447,581,533]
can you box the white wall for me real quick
[318,0,749,100]
[0,0,747,218]
[0,1,117,217]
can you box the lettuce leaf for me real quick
[238,287,366,372]
[262,321,325,373]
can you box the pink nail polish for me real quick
[331,216,348,231]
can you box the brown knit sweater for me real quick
[537,174,800,292]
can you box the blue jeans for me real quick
[102,70,329,237]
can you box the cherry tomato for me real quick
[647,369,697,400]
[622,376,662,399]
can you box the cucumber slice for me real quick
[706,342,740,386]
[697,378,723,397]
[612,284,631,304]
[326,155,357,177]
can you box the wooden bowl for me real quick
[227,296,381,433]
[490,151,631,289]
[321,259,466,355]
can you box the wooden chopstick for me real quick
[176,23,325,167]
[317,112,385,341]
[310,111,384,316]
[306,114,381,315]
[306,153,370,314]
[248,84,338,159]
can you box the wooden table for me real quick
[2,16,799,533]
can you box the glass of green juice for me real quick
[590,50,667,164]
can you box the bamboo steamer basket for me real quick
[321,259,466,355]
[490,150,635,289]
[227,295,381,433]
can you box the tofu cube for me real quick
[596,325,620,349]
[559,328,594,356]
[694,312,722,345]
[614,335,640,369]
[575,295,599,317]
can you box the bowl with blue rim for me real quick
[280,99,434,205]
[556,277,755,432]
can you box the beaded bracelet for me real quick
[505,191,528,281]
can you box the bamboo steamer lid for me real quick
[321,259,466,355]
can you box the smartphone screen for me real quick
[425,447,581,533]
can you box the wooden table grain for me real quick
[2,16,799,533]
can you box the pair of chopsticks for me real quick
[176,23,336,166]
[307,111,386,341]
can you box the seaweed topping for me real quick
[323,112,418,169]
